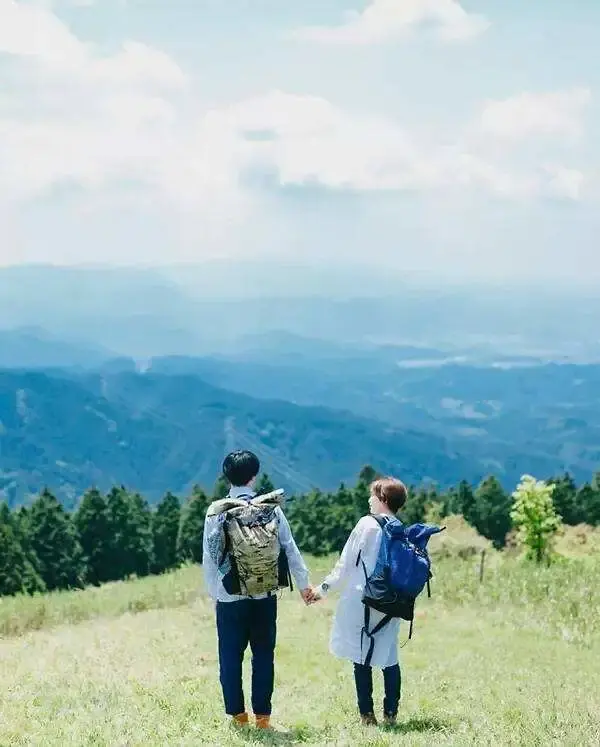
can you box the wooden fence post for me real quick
[479,549,486,583]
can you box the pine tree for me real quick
[548,473,581,525]
[213,475,230,499]
[152,492,181,574]
[402,486,429,524]
[353,479,370,518]
[359,465,378,484]
[424,485,441,518]
[0,520,26,596]
[27,489,84,591]
[255,473,276,494]
[106,487,152,580]
[177,486,210,563]
[352,465,378,518]
[328,484,358,552]
[577,479,600,526]
[106,486,133,580]
[0,503,45,596]
[474,476,512,548]
[74,488,113,585]
[445,480,477,525]
[286,489,334,556]
[129,492,153,578]
[13,506,32,542]
[12,506,44,584]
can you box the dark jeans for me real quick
[353,662,401,717]
[216,596,277,716]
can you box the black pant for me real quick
[216,596,277,716]
[353,662,401,717]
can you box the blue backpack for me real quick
[358,515,444,666]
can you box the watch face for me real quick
[321,582,329,592]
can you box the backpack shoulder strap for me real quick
[355,514,388,568]
[369,514,388,529]
[361,605,394,666]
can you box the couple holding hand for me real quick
[202,450,408,731]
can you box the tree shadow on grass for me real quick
[384,716,453,735]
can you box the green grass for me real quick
[1,556,599,746]
[0,568,201,638]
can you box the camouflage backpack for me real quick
[207,489,293,597]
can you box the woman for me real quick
[311,477,408,727]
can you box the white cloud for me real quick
[479,88,592,142]
[0,0,186,85]
[211,91,424,191]
[200,91,588,202]
[0,0,591,232]
[0,0,187,200]
[544,166,586,201]
[90,42,187,89]
[0,0,85,68]
[291,0,489,45]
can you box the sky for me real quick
[1,0,599,285]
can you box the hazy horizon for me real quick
[2,258,600,297]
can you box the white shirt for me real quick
[316,514,401,668]
[202,485,310,603]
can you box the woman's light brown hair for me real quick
[370,477,407,514]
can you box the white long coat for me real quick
[317,515,402,669]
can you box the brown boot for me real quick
[360,713,378,726]
[231,712,249,728]
[255,715,271,730]
[383,713,397,727]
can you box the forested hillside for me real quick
[4,360,600,509]
[2,467,599,598]
[151,349,600,485]
[0,369,475,507]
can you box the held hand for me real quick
[300,587,316,605]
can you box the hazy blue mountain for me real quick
[1,324,599,510]
[2,264,600,360]
[0,369,476,508]
[0,327,112,370]
[0,265,200,358]
[149,349,600,487]
[2,264,599,511]
[161,259,409,300]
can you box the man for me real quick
[202,450,313,730]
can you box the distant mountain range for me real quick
[0,367,475,508]
[0,327,112,370]
[1,263,599,507]
[1,341,599,508]
[149,346,600,486]
[2,263,600,360]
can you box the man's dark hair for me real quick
[222,450,260,487]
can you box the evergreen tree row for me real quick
[285,468,600,556]
[1,469,599,598]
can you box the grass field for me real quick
[1,555,599,746]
